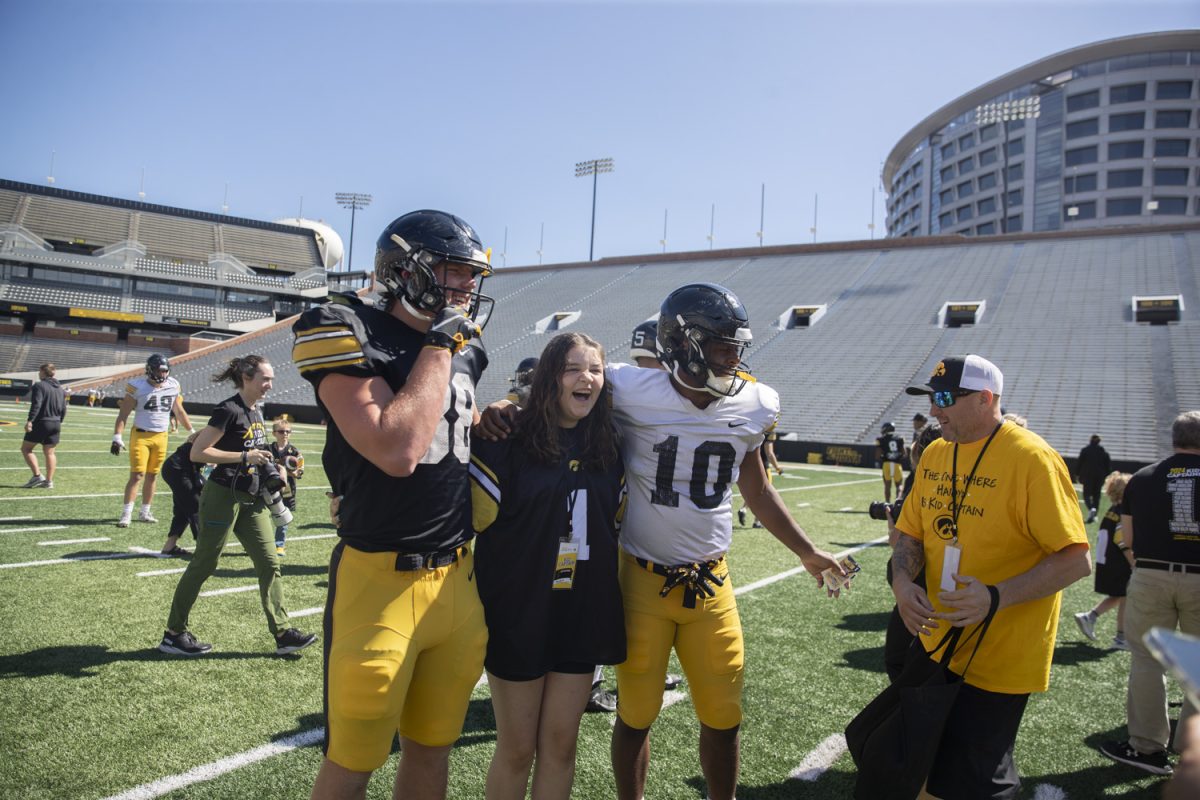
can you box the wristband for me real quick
[112,434,124,445]
[241,451,247,465]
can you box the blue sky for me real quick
[1,1,1196,270]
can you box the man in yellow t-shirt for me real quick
[892,354,1090,800]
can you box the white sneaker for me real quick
[117,515,132,528]
[21,475,47,489]
[1111,635,1130,651]
[1074,611,1098,641]
[138,511,158,523]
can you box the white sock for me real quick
[141,503,152,514]
[122,502,134,515]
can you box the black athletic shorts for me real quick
[925,682,1030,800]
[487,660,595,682]
[23,420,61,446]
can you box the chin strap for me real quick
[400,296,435,322]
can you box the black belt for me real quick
[635,555,726,609]
[1136,559,1200,575]
[134,427,162,434]
[395,544,469,572]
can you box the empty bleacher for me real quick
[219,224,320,272]
[20,195,130,246]
[1,282,122,311]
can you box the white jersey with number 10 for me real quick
[608,361,779,566]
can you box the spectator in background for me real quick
[112,354,193,527]
[267,419,304,556]
[1073,472,1134,650]
[470,332,626,800]
[158,431,206,557]
[1077,434,1112,524]
[912,412,927,436]
[20,363,66,490]
[892,354,1090,799]
[505,357,539,406]
[1100,411,1200,777]
[875,421,905,503]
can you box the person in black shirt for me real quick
[875,421,905,503]
[1072,472,1135,650]
[20,363,66,490]
[1100,410,1200,776]
[1077,434,1112,523]
[267,419,304,555]
[157,433,207,557]
[158,355,316,658]
[470,332,625,799]
[293,210,494,799]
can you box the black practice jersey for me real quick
[469,427,626,676]
[1124,453,1200,563]
[877,432,905,463]
[206,394,269,489]
[293,293,487,553]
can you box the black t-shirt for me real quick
[206,394,269,489]
[1124,453,1200,563]
[292,294,487,553]
[877,433,905,463]
[470,426,626,676]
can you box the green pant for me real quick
[167,481,290,637]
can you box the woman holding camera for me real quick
[158,355,317,657]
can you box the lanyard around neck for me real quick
[949,421,1003,542]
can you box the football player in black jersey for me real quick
[875,421,905,503]
[294,210,493,800]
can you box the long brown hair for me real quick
[212,355,269,388]
[517,332,617,469]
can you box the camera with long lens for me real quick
[257,458,293,527]
[868,498,902,521]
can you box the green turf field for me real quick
[0,402,1180,798]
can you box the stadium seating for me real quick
[63,226,1199,464]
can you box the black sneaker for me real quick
[664,673,684,691]
[1099,740,1173,775]
[585,682,617,713]
[737,508,747,527]
[158,630,212,656]
[274,628,317,655]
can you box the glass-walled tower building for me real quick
[884,31,1200,238]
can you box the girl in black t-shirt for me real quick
[158,355,316,657]
[1073,471,1135,650]
[470,332,625,800]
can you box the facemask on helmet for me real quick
[146,354,170,385]
[374,210,495,326]
[511,357,539,389]
[657,283,754,398]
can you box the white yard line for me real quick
[2,525,69,535]
[291,606,324,618]
[199,585,259,598]
[734,537,887,596]
[0,516,34,521]
[788,733,847,781]
[100,728,326,800]
[137,567,187,577]
[38,537,111,546]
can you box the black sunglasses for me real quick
[931,389,978,409]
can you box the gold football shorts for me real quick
[882,461,903,483]
[323,543,488,772]
[130,429,169,475]
[615,549,744,731]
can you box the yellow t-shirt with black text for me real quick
[896,421,1087,694]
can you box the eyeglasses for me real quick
[931,390,977,409]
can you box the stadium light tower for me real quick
[975,96,1040,234]
[335,192,372,272]
[575,157,613,261]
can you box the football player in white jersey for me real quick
[480,284,843,800]
[112,354,193,530]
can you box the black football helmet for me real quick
[145,354,170,384]
[374,210,495,325]
[629,319,659,362]
[511,357,539,389]
[657,283,753,397]
[881,421,895,434]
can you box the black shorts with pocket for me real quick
[925,681,1030,800]
[23,420,61,446]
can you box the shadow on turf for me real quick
[0,643,314,678]
[1053,640,1121,667]
[686,769,859,799]
[834,611,890,633]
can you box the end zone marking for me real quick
[788,733,847,781]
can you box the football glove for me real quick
[423,305,481,355]
[111,434,126,456]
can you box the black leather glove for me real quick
[423,306,481,355]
